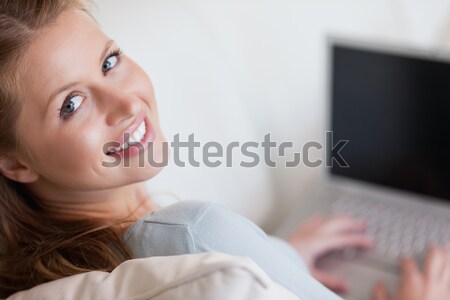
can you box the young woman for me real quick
[0,1,448,299]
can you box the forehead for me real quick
[19,9,108,109]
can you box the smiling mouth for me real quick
[106,120,147,155]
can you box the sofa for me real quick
[7,252,300,300]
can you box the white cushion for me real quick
[7,252,300,300]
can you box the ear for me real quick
[0,155,39,183]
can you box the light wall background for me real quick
[92,0,450,232]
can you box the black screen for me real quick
[330,43,450,202]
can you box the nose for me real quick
[94,84,142,127]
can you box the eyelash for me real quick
[103,48,122,73]
[58,47,123,120]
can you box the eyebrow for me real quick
[46,39,115,111]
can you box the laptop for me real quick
[278,39,450,300]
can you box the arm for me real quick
[188,203,342,300]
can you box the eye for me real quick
[59,93,84,118]
[102,49,121,74]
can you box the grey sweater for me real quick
[123,200,341,300]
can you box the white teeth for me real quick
[137,127,144,136]
[109,146,121,153]
[137,121,146,136]
[128,133,140,144]
[107,121,147,155]
[128,121,146,144]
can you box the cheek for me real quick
[42,127,103,173]
[124,59,156,104]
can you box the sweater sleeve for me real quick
[188,203,342,300]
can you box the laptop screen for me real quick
[330,43,450,202]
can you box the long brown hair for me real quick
[0,1,133,297]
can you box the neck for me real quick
[24,181,155,230]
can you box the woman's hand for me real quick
[287,215,373,293]
[372,246,450,300]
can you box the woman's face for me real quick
[14,9,166,192]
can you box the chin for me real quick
[137,133,168,180]
[137,164,165,182]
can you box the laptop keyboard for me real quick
[331,196,450,265]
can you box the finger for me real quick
[318,234,374,254]
[289,215,324,238]
[442,247,450,284]
[301,215,326,231]
[312,269,348,293]
[400,257,421,289]
[372,281,390,300]
[447,248,450,293]
[424,246,445,280]
[320,215,367,234]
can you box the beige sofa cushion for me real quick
[7,252,300,300]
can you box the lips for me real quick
[105,112,147,155]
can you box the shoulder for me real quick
[137,199,265,238]
[124,199,267,255]
[123,200,224,257]
[140,200,228,227]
